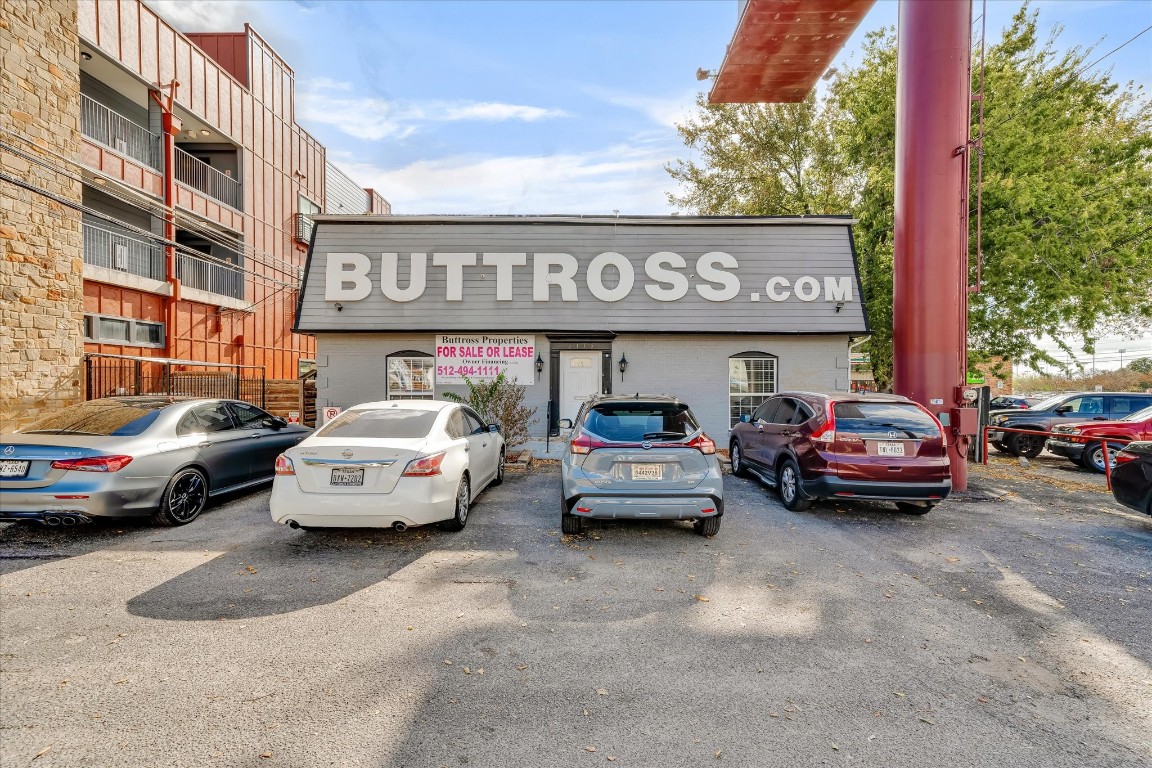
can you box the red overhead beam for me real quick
[708,0,876,103]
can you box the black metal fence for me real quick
[84,353,266,408]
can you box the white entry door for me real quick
[559,351,603,423]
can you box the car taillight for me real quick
[274,454,295,476]
[811,407,836,445]
[1113,450,1139,465]
[686,434,716,455]
[570,434,604,455]
[51,455,133,473]
[403,451,445,476]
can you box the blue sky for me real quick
[152,0,1151,369]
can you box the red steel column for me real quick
[893,0,972,491]
[160,110,181,359]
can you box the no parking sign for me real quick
[321,406,342,424]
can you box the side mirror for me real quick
[1054,405,1072,414]
[266,416,288,430]
[558,418,574,430]
[740,414,752,423]
[488,423,502,433]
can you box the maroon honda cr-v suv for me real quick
[729,391,951,514]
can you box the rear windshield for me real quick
[833,402,941,439]
[20,401,164,436]
[316,408,438,439]
[584,403,700,442]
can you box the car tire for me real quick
[490,448,506,486]
[1006,431,1044,458]
[1084,442,1124,474]
[895,501,935,516]
[729,440,749,478]
[991,441,1010,454]
[778,458,812,512]
[152,468,208,526]
[561,499,583,535]
[694,516,721,537]
[438,475,470,532]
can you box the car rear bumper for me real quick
[0,486,161,520]
[1046,439,1086,460]
[269,475,456,528]
[565,493,722,520]
[800,475,951,502]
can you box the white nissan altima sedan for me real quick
[269,400,505,531]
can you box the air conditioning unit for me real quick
[113,243,127,270]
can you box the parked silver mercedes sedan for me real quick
[0,397,310,526]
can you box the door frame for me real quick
[547,334,614,435]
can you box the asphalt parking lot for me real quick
[1,457,1149,767]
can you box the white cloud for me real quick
[296,78,569,141]
[584,86,701,129]
[329,141,682,215]
[148,0,267,33]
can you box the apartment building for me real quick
[0,0,387,430]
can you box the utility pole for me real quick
[1120,348,1127,369]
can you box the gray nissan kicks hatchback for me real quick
[558,394,724,536]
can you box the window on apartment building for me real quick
[84,314,165,349]
[729,352,778,427]
[295,195,321,243]
[387,352,435,400]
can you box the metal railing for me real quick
[82,221,165,281]
[85,353,266,408]
[293,212,314,244]
[80,94,160,169]
[177,251,245,300]
[174,146,242,209]
[981,424,1131,490]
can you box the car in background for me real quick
[0,397,310,526]
[1046,405,1152,473]
[1110,441,1152,516]
[989,395,1041,410]
[270,399,504,531]
[558,394,723,536]
[987,392,1152,458]
[729,391,950,515]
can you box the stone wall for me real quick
[0,0,84,433]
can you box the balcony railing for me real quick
[177,251,245,300]
[83,221,165,281]
[293,212,315,244]
[175,147,242,210]
[80,94,160,169]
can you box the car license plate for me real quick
[631,464,663,481]
[330,468,364,486]
[0,460,29,478]
[876,442,906,457]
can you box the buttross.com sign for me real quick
[323,251,855,305]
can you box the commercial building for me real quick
[0,0,386,430]
[295,215,868,440]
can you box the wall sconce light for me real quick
[334,302,343,312]
[200,129,211,137]
[835,301,845,313]
[618,354,629,379]
[80,51,92,61]
[535,354,544,376]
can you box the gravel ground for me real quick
[1,457,1149,767]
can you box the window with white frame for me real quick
[84,313,165,348]
[387,353,435,400]
[729,353,777,427]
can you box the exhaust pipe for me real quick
[44,516,62,526]
[392,521,407,532]
[61,516,77,526]
[286,520,300,529]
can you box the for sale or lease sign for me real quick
[436,334,536,385]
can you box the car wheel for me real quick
[1084,442,1123,474]
[490,448,506,486]
[778,459,811,511]
[1006,431,1044,458]
[438,475,471,532]
[561,499,583,535]
[694,516,721,537]
[895,501,935,516]
[152,468,208,526]
[729,440,749,478]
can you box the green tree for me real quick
[666,4,1152,388]
[1128,357,1152,374]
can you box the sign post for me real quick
[321,406,342,424]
